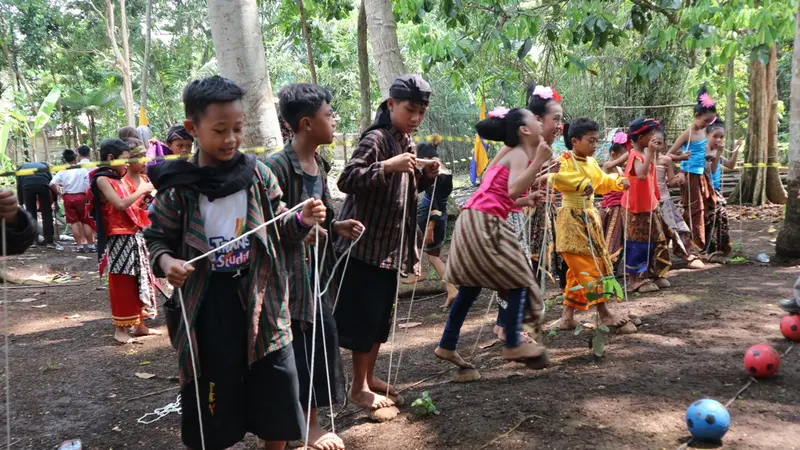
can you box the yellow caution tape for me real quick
[740,163,782,168]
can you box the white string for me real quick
[538,164,553,299]
[175,199,312,450]
[137,395,182,424]
[174,288,205,450]
[392,177,437,387]
[303,225,320,448]
[2,219,10,450]
[385,172,409,400]
[685,130,695,245]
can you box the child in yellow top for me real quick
[549,118,633,332]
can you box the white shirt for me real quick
[200,190,250,271]
[50,159,90,194]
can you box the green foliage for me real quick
[411,391,437,416]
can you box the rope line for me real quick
[2,219,10,450]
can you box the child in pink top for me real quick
[435,107,551,371]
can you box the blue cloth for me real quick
[625,241,655,274]
[679,139,708,175]
[711,164,722,190]
[417,192,447,251]
[440,286,526,349]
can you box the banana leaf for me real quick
[32,85,62,136]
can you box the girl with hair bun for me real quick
[703,120,739,261]
[435,106,551,371]
[667,85,718,251]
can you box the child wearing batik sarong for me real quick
[668,85,719,250]
[653,129,704,269]
[435,106,550,370]
[88,138,158,344]
[703,120,736,261]
[600,131,629,273]
[622,119,672,294]
[551,118,633,332]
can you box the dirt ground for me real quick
[1,206,799,450]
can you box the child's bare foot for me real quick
[440,283,458,308]
[368,376,398,397]
[558,317,580,330]
[400,274,426,285]
[114,327,134,344]
[686,258,705,269]
[347,388,394,411]
[627,279,658,293]
[493,325,531,342]
[131,324,163,337]
[434,347,474,369]
[307,423,345,450]
[598,302,631,328]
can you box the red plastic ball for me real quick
[743,344,781,378]
[780,313,800,342]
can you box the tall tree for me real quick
[363,0,405,97]
[94,0,136,127]
[357,0,372,131]
[139,0,153,126]
[296,0,317,84]
[776,3,800,258]
[207,0,283,149]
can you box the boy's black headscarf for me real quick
[362,75,432,138]
[148,151,256,201]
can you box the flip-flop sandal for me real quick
[653,278,671,288]
[630,281,659,293]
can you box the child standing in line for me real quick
[266,83,364,450]
[550,118,633,332]
[668,86,719,251]
[435,107,550,370]
[125,144,155,212]
[600,131,630,272]
[703,120,738,261]
[525,84,567,289]
[145,76,326,450]
[87,139,158,344]
[653,130,704,268]
[334,75,439,418]
[623,119,672,293]
[411,142,458,308]
[50,149,93,253]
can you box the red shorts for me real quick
[63,193,89,224]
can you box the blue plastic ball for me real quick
[685,399,730,441]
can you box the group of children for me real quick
[76,73,745,450]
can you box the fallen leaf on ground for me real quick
[112,426,121,432]
[134,372,156,379]
[398,322,422,329]
[17,298,37,303]
[31,305,47,308]
[66,314,81,319]
[139,361,150,366]
[767,227,777,233]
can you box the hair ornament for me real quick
[488,106,510,119]
[699,92,715,108]
[532,85,554,101]
[613,131,628,145]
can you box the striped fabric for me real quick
[445,209,544,326]
[264,145,337,323]
[144,160,307,387]
[334,127,434,274]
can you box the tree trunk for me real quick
[88,113,98,159]
[139,0,153,126]
[776,3,800,258]
[207,0,283,150]
[731,48,785,206]
[102,0,136,127]
[363,0,406,97]
[296,0,317,84]
[766,46,787,204]
[725,58,736,154]
[357,0,372,131]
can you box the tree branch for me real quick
[630,0,679,25]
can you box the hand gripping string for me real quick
[175,199,311,450]
[392,177,437,387]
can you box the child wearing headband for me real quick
[334,74,439,420]
[600,130,630,273]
